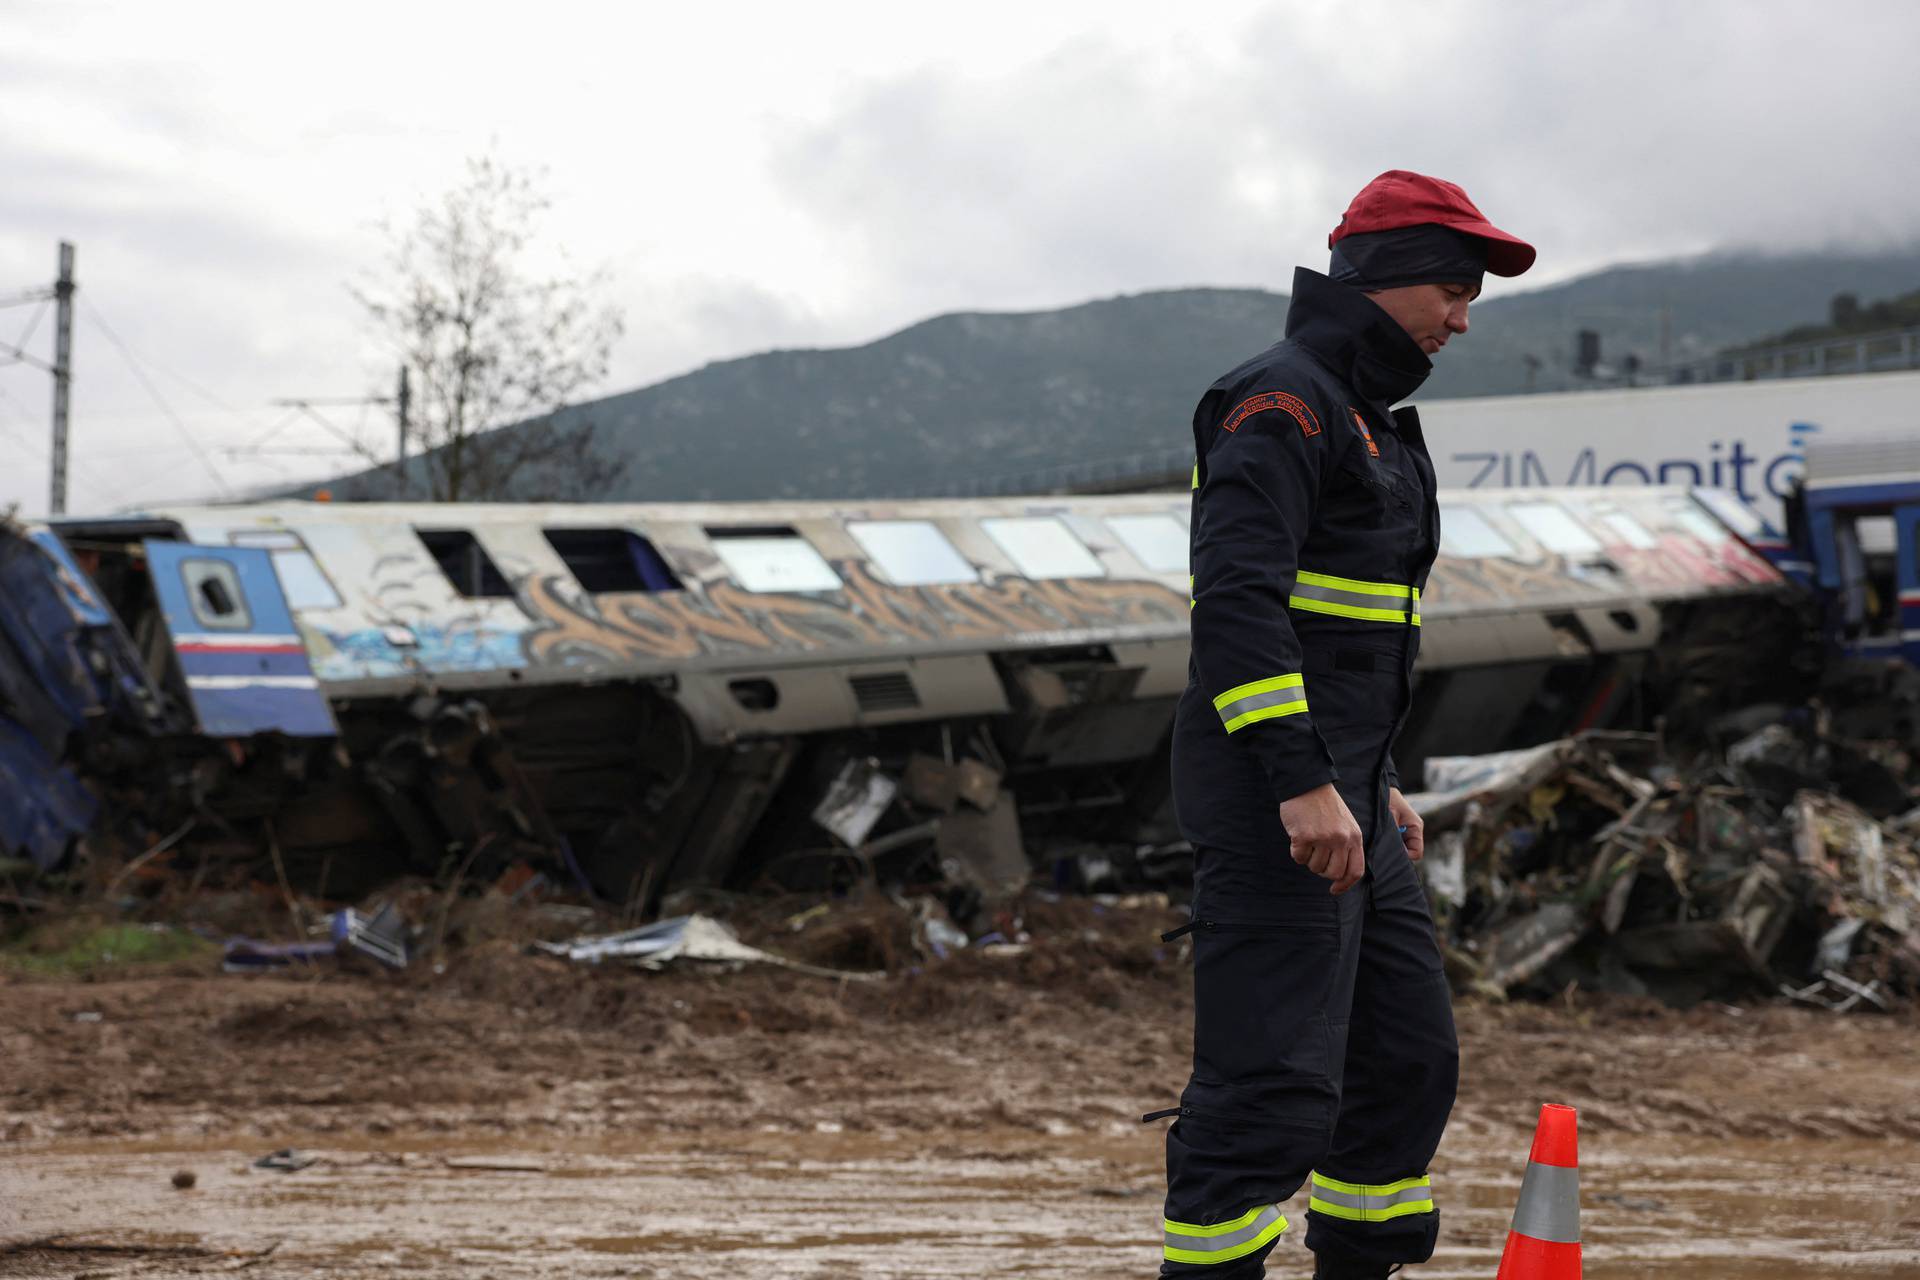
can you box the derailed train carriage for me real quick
[1,486,1805,901]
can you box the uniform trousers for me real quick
[1159,806,1458,1276]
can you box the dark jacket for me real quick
[1172,268,1440,851]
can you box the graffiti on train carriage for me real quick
[304,559,1191,678]
[523,559,1191,665]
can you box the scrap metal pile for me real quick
[1410,717,1920,1009]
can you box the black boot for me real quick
[1311,1263,1402,1279]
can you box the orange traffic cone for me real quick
[1495,1103,1581,1278]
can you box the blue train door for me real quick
[1898,503,1920,669]
[143,540,338,738]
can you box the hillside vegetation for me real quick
[312,246,1920,503]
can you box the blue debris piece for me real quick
[0,523,151,868]
[222,937,338,973]
[0,718,98,869]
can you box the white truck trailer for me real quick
[1416,369,1920,528]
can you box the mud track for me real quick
[5,897,1919,1276]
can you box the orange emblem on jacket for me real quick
[1351,408,1379,457]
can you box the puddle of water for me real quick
[4,1128,1917,1277]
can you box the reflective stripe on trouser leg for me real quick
[1211,674,1307,733]
[1308,1172,1435,1222]
[1287,570,1421,625]
[1164,1204,1289,1265]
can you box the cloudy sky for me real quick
[3,0,1917,515]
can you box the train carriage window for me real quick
[1439,508,1519,559]
[981,517,1106,579]
[706,526,843,593]
[228,530,343,610]
[1668,505,1733,546]
[1690,489,1768,540]
[1105,513,1188,573]
[416,529,516,598]
[543,528,683,593]
[847,521,977,586]
[181,558,253,631]
[1507,501,1604,556]
[1588,509,1659,550]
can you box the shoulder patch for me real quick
[1222,391,1320,438]
[1350,407,1380,457]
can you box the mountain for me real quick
[315,246,1920,503]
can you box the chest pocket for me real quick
[1331,447,1415,516]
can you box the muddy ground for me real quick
[4,895,1919,1277]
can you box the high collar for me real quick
[1283,267,1432,410]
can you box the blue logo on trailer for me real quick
[1452,422,1819,504]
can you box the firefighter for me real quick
[1152,171,1535,1279]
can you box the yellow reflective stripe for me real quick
[1189,574,1196,611]
[1224,701,1308,733]
[1211,674,1304,712]
[1212,674,1309,733]
[1311,1172,1431,1196]
[1163,1204,1289,1264]
[1308,1172,1435,1223]
[1309,1196,1432,1222]
[1287,597,1413,624]
[1288,572,1420,625]
[1295,570,1415,598]
[1191,462,1200,490]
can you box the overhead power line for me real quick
[0,286,54,309]
[0,341,54,373]
[83,298,250,418]
[221,445,363,458]
[0,382,130,508]
[4,298,50,359]
[0,297,55,372]
[228,404,307,454]
[81,301,234,500]
[269,396,389,462]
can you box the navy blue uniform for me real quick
[1157,269,1456,1277]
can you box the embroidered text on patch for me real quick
[1223,391,1321,438]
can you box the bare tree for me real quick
[355,156,626,502]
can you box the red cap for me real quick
[1330,170,1536,277]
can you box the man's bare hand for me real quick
[1279,784,1366,895]
[1388,787,1424,862]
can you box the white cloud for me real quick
[2,0,1917,515]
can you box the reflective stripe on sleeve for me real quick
[1308,1171,1435,1222]
[1163,1203,1289,1265]
[1288,571,1421,626]
[1211,674,1308,733]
